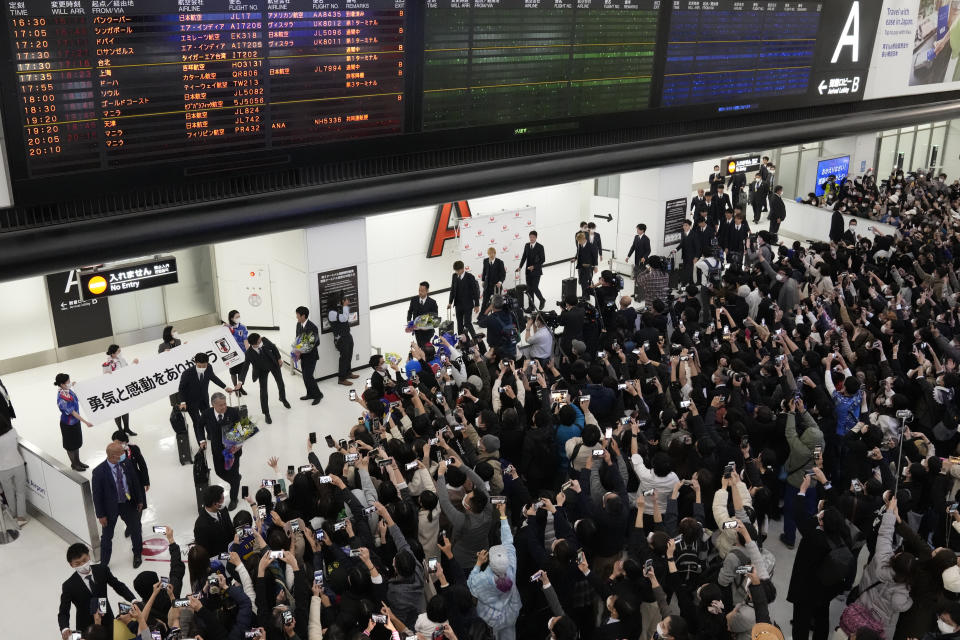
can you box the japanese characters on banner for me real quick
[73,326,244,425]
[456,208,537,286]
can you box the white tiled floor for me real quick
[0,261,815,638]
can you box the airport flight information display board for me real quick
[6,0,406,177]
[422,0,661,130]
[0,0,890,203]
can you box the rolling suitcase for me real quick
[176,431,192,466]
[561,263,578,300]
[193,449,209,515]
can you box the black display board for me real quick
[317,266,359,334]
[80,257,178,298]
[45,270,113,348]
[0,0,883,205]
[663,197,687,247]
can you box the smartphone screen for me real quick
[349,389,357,401]
[241,485,249,499]
[325,435,336,448]
[287,465,295,476]
[309,432,317,444]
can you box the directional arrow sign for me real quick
[818,80,827,95]
[593,214,613,222]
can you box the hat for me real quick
[571,340,587,355]
[466,375,483,392]
[943,565,960,593]
[751,623,784,640]
[481,435,500,453]
[488,544,510,577]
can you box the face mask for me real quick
[119,453,127,462]
[76,561,92,576]
[232,318,240,325]
[938,619,956,634]
[776,274,786,282]
[653,622,666,640]
[197,365,207,372]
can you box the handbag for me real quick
[839,603,884,637]
[193,449,210,485]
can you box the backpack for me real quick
[815,538,855,589]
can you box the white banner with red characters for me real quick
[73,325,244,424]
[456,208,537,288]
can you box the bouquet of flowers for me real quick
[405,313,442,332]
[290,331,317,361]
[384,352,402,366]
[222,416,260,470]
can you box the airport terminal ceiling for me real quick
[1,0,960,276]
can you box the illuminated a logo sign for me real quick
[427,201,472,259]
[727,161,737,174]
[87,276,107,295]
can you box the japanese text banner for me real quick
[73,325,243,424]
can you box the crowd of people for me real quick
[25,164,960,640]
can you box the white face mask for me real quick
[938,619,956,634]
[76,561,92,576]
[232,317,240,325]
[196,365,207,372]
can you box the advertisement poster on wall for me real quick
[456,208,537,280]
[318,266,360,334]
[865,0,960,99]
[45,270,113,348]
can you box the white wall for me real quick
[942,120,960,182]
[618,164,694,259]
[213,228,308,330]
[0,276,55,360]
[305,218,370,377]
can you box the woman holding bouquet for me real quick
[226,310,249,397]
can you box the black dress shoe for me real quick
[79,462,90,470]
[71,465,85,472]
[265,413,273,424]
[300,395,311,401]
[281,399,291,409]
[227,499,238,511]
[133,555,142,569]
[538,300,545,310]
[124,428,137,436]
[312,397,321,405]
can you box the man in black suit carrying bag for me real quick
[626,223,651,270]
[59,542,136,640]
[572,231,599,299]
[244,332,290,424]
[517,231,546,311]
[749,172,768,223]
[480,247,506,310]
[193,485,234,556]
[178,352,235,445]
[91,442,146,567]
[407,281,439,346]
[294,306,323,405]
[448,260,480,339]
[199,392,242,510]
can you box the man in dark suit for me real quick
[728,170,746,210]
[829,207,845,243]
[728,212,750,263]
[59,542,135,640]
[690,188,707,215]
[626,223,651,271]
[767,185,786,238]
[480,247,506,310]
[92,442,146,567]
[199,392,242,510]
[178,352,234,445]
[447,260,480,339]
[517,231,546,311]
[708,164,724,195]
[586,221,603,258]
[749,172,768,223]
[193,485,234,556]
[677,220,697,285]
[245,332,290,424]
[294,306,322,405]
[717,209,735,252]
[714,184,734,223]
[572,231,599,299]
[407,281,439,346]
